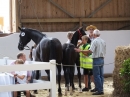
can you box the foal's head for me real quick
[71,27,86,46]
[18,27,31,50]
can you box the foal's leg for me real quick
[76,58,82,89]
[69,66,74,95]
[45,70,50,81]
[57,65,62,95]
[63,66,67,87]
[64,67,70,96]
[45,70,51,93]
[65,67,70,86]
[35,70,41,80]
[70,66,75,88]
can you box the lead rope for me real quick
[51,62,116,67]
[30,0,44,31]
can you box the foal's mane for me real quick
[22,27,46,36]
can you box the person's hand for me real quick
[26,80,29,84]
[13,74,17,78]
[77,41,83,48]
[30,49,33,52]
[74,48,81,52]
[14,74,17,76]
[79,42,83,45]
[83,52,88,56]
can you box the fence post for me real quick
[50,60,56,97]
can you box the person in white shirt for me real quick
[13,59,30,97]
[75,29,106,95]
[66,32,73,43]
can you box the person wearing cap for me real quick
[86,25,97,42]
[75,29,106,95]
[86,25,97,90]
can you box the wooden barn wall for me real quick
[19,0,130,32]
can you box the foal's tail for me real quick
[49,39,56,60]
[65,45,71,65]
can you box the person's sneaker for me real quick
[92,91,104,95]
[82,87,89,91]
[34,90,38,94]
[90,88,97,92]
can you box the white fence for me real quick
[0,59,56,97]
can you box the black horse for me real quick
[62,27,91,94]
[71,27,91,90]
[17,27,63,95]
[62,42,77,95]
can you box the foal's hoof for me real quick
[73,87,78,91]
[64,92,67,96]
[58,93,62,97]
[70,92,73,96]
[34,90,38,94]
[78,88,82,93]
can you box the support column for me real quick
[12,0,20,32]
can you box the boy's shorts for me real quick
[83,68,93,75]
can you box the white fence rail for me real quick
[0,59,56,97]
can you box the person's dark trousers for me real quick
[93,57,104,93]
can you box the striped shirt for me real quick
[89,37,106,58]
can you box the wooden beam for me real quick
[79,18,82,27]
[77,0,112,30]
[117,24,130,30]
[9,0,12,32]
[48,0,74,18]
[21,17,130,23]
[87,0,112,18]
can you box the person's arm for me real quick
[27,76,31,81]
[14,73,25,79]
[16,74,25,79]
[26,71,31,83]
[74,48,92,54]
[29,47,33,61]
[75,41,96,54]
[15,71,27,80]
[77,42,83,48]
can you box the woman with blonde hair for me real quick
[13,59,30,97]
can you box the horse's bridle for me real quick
[19,42,30,50]
[78,29,83,39]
